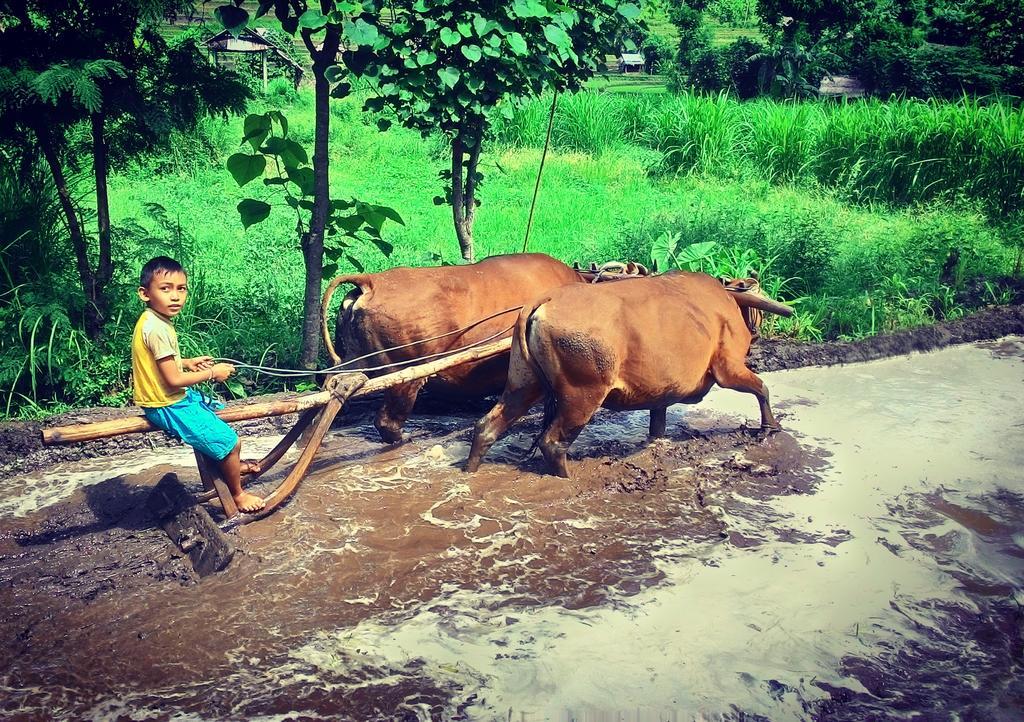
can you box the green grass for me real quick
[706,21,765,47]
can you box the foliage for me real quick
[0,0,250,341]
[226,110,403,276]
[338,0,641,261]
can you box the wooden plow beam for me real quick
[42,336,513,525]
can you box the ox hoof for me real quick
[375,428,405,445]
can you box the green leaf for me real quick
[457,21,472,37]
[227,153,266,187]
[543,24,571,53]
[346,255,365,273]
[370,238,394,256]
[322,263,339,277]
[336,214,365,233]
[238,199,271,229]
[297,9,328,30]
[512,0,549,19]
[374,117,391,131]
[263,137,308,168]
[242,113,272,151]
[330,81,352,99]
[416,50,437,66]
[376,205,405,226]
[472,16,499,36]
[214,5,249,35]
[324,65,346,84]
[461,45,482,62]
[344,18,379,46]
[266,110,288,138]
[287,166,315,196]
[224,377,247,398]
[433,195,446,205]
[280,15,299,36]
[440,27,462,46]
[617,2,641,19]
[438,66,460,88]
[506,32,528,55]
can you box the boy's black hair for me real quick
[140,256,185,287]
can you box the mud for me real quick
[1,326,1023,720]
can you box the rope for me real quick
[521,90,558,254]
[214,305,524,378]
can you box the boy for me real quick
[133,256,264,513]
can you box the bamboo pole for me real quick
[41,337,513,445]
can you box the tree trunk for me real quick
[451,130,482,263]
[36,123,102,338]
[91,111,113,323]
[299,23,342,369]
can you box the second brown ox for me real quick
[321,253,583,443]
[465,271,795,477]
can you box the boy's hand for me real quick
[210,363,235,382]
[184,356,214,372]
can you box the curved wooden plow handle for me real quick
[194,407,320,504]
[237,373,367,524]
[245,407,320,481]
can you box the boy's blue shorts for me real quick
[143,388,238,461]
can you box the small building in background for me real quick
[818,74,866,99]
[618,52,645,74]
[205,27,304,92]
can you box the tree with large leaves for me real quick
[342,0,642,262]
[0,1,250,339]
[216,0,401,367]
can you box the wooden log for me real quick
[147,472,235,576]
[42,336,514,445]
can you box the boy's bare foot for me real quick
[234,491,266,513]
[240,460,262,475]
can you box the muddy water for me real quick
[1,339,1023,721]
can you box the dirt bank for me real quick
[2,303,1022,479]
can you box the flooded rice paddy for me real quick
[1,338,1023,720]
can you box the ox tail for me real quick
[728,289,795,318]
[515,297,558,461]
[320,273,372,366]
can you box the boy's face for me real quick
[138,270,188,319]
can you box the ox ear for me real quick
[750,270,759,280]
[589,262,598,272]
[636,263,649,276]
[626,261,637,274]
[719,275,730,286]
[572,261,581,270]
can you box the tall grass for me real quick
[496,92,1024,224]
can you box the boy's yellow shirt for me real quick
[132,308,186,408]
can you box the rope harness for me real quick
[214,305,524,378]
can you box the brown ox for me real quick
[320,253,583,443]
[465,271,794,477]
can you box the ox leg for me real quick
[649,406,667,438]
[375,379,426,444]
[711,357,780,430]
[465,381,543,473]
[538,398,601,479]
